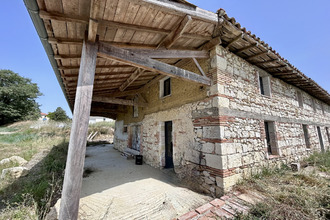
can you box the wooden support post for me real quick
[59,39,98,220]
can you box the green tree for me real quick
[0,69,42,125]
[48,107,69,121]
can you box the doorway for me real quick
[164,121,173,169]
[131,125,141,151]
[317,126,325,152]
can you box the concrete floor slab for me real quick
[77,144,212,220]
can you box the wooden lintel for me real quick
[165,15,192,48]
[246,51,269,60]
[199,37,221,51]
[92,96,147,107]
[119,69,144,91]
[226,33,243,48]
[236,43,258,54]
[192,58,206,77]
[98,43,211,85]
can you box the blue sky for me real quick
[0,1,329,118]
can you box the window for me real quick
[317,126,325,152]
[311,98,316,112]
[302,125,310,149]
[133,105,138,118]
[123,126,128,133]
[326,127,330,148]
[264,121,278,155]
[160,77,171,98]
[297,91,303,108]
[321,104,325,114]
[258,73,271,97]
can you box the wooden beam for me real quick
[40,10,211,41]
[226,33,243,48]
[192,58,206,77]
[199,37,221,51]
[255,59,279,65]
[119,69,144,91]
[126,49,209,59]
[58,65,132,71]
[59,40,98,220]
[98,43,211,85]
[263,65,288,72]
[246,51,269,60]
[235,43,258,54]
[39,10,89,24]
[165,15,192,48]
[93,96,147,107]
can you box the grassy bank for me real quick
[235,151,330,220]
[0,120,115,219]
[0,121,70,219]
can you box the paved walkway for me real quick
[77,144,212,220]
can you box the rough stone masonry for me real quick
[114,45,330,196]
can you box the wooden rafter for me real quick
[199,37,221,51]
[40,10,211,41]
[98,43,211,85]
[226,33,243,48]
[246,51,269,60]
[119,69,145,92]
[58,65,132,71]
[165,15,192,48]
[255,59,279,65]
[88,0,104,42]
[236,43,258,54]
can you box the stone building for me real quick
[111,11,330,196]
[25,0,330,216]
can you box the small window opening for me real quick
[297,91,303,108]
[311,98,316,112]
[264,121,278,155]
[163,78,171,97]
[258,74,271,97]
[123,126,128,133]
[160,77,171,98]
[317,126,325,152]
[302,125,310,149]
[326,127,330,149]
[321,104,325,115]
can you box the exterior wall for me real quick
[113,44,330,196]
[207,45,330,192]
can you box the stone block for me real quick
[203,126,220,139]
[202,143,214,154]
[227,154,242,168]
[215,143,237,155]
[205,154,222,169]
[218,97,229,108]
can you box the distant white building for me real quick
[89,116,114,124]
[39,113,48,121]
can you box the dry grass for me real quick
[0,121,70,219]
[235,151,330,220]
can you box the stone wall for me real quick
[207,45,330,192]
[113,45,330,196]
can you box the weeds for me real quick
[235,153,330,220]
[0,121,69,219]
